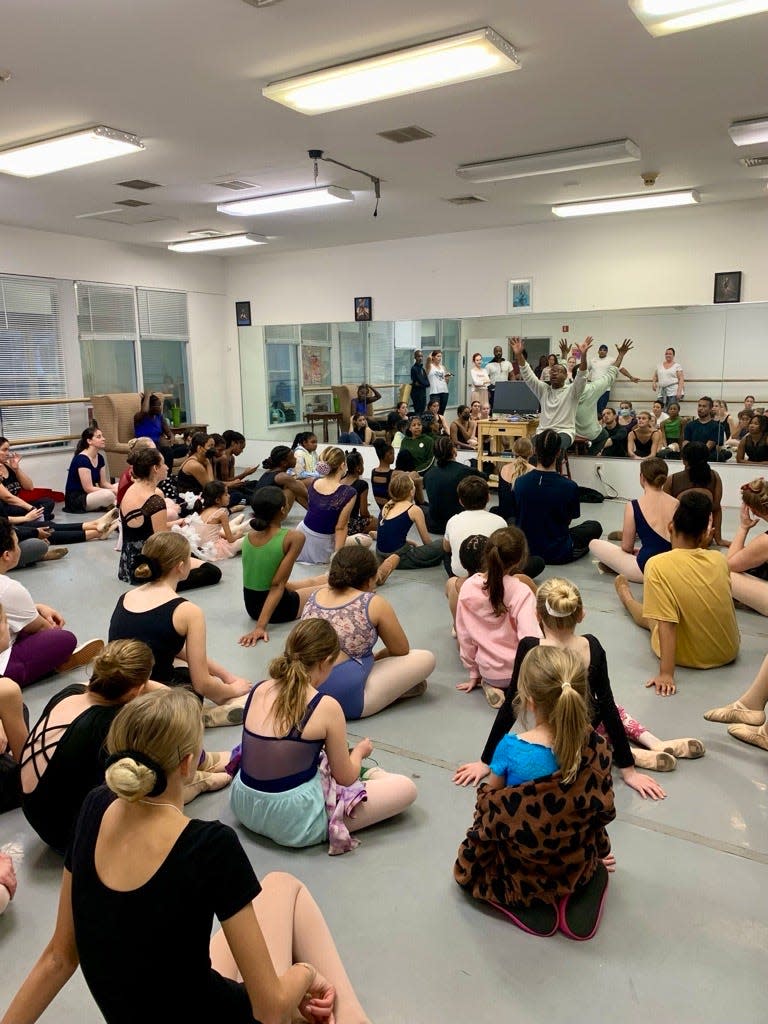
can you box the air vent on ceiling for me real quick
[377,125,434,144]
[115,198,151,208]
[214,178,261,190]
[116,179,162,190]
[444,194,488,205]
[187,228,223,237]
[242,0,283,7]
[82,211,176,225]
[739,156,768,167]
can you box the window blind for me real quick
[0,275,69,443]
[137,288,189,340]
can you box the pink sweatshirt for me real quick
[455,573,542,683]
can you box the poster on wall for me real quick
[507,278,532,313]
[355,296,372,321]
[235,300,252,326]
[302,346,331,388]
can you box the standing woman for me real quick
[627,411,662,460]
[302,547,434,719]
[4,686,371,1024]
[296,447,357,564]
[64,428,117,513]
[469,353,491,406]
[426,349,452,415]
[652,347,684,409]
[108,532,251,723]
[176,432,215,495]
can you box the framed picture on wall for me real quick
[354,296,372,321]
[713,272,741,304]
[235,300,252,326]
[507,278,533,313]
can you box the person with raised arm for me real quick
[510,335,592,451]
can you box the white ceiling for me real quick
[2,0,767,256]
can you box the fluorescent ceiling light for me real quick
[262,27,519,114]
[0,126,144,177]
[457,139,641,183]
[552,189,700,218]
[728,116,768,145]
[167,233,267,252]
[218,185,354,216]
[629,1,768,36]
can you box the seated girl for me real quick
[19,639,230,854]
[340,414,374,446]
[239,486,326,647]
[736,413,768,464]
[455,645,616,939]
[296,446,357,564]
[340,450,376,539]
[726,478,768,616]
[292,431,320,479]
[301,547,435,719]
[455,577,702,794]
[108,532,251,727]
[627,411,662,460]
[176,432,215,495]
[371,439,395,510]
[725,409,752,451]
[175,482,249,560]
[705,650,768,752]
[374,471,444,578]
[398,417,434,474]
[657,401,684,456]
[664,441,726,545]
[589,456,679,583]
[251,445,309,514]
[490,436,533,522]
[0,435,57,521]
[445,534,489,633]
[229,618,417,851]
[455,527,539,709]
[63,428,118,513]
[5,686,371,1023]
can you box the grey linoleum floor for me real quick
[1,501,765,1023]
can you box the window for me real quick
[264,326,300,424]
[138,289,190,421]
[0,275,70,443]
[76,284,191,418]
[76,283,138,396]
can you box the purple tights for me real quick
[6,629,77,689]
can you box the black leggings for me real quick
[570,521,603,560]
[177,562,222,592]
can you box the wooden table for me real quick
[476,417,538,455]
[306,410,344,442]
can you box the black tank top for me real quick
[108,595,187,682]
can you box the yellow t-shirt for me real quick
[643,547,739,669]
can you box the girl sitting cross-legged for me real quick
[454,645,616,940]
[301,546,435,719]
[229,618,418,852]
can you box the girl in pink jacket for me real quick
[455,527,542,708]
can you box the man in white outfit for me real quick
[486,344,514,412]
[510,335,592,450]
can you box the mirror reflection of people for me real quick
[410,350,430,415]
[425,349,452,415]
[652,347,684,410]
[469,353,491,406]
[485,345,513,412]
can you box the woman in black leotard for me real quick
[737,414,768,464]
[176,432,215,495]
[109,532,251,725]
[119,447,220,591]
[4,687,369,1024]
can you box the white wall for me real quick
[0,223,233,488]
[225,199,768,440]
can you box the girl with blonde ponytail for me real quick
[295,446,358,563]
[230,618,417,851]
[456,577,703,797]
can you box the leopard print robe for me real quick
[454,732,615,908]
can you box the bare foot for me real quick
[376,553,399,585]
[614,573,632,606]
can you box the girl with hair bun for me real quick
[725,477,768,615]
[6,686,370,1024]
[108,533,251,726]
[455,527,540,709]
[588,456,679,582]
[455,645,616,940]
[119,446,221,590]
[251,445,309,514]
[239,487,327,647]
[18,638,227,854]
[295,446,358,564]
[456,576,703,796]
[230,618,417,850]
[301,546,435,720]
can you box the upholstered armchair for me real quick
[90,393,143,478]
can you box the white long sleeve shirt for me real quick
[519,359,586,442]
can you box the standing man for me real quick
[410,350,430,415]
[589,342,640,416]
[511,335,592,451]
[486,344,514,413]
